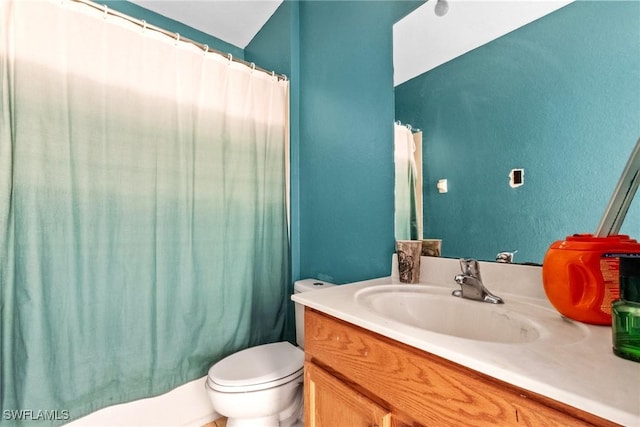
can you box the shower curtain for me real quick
[0,1,290,424]
[394,123,419,240]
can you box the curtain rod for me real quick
[395,121,421,133]
[70,0,288,82]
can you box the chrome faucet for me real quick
[453,258,504,304]
[496,250,517,263]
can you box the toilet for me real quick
[205,279,335,427]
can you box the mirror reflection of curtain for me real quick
[413,131,423,238]
[394,123,420,240]
[0,0,289,423]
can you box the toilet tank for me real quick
[293,279,336,348]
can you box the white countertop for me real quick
[292,256,640,426]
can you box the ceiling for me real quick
[127,0,575,85]
[128,0,283,48]
[393,0,574,86]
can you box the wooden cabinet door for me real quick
[305,361,391,427]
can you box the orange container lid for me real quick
[549,234,640,251]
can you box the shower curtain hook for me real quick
[250,62,256,72]
[175,33,181,46]
[103,5,108,19]
[271,71,275,78]
[141,20,147,33]
[203,45,209,55]
[227,53,233,64]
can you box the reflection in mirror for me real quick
[393,0,640,264]
[394,122,423,240]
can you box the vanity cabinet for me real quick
[303,308,617,427]
[305,362,391,427]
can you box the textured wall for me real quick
[248,1,422,284]
[297,1,422,284]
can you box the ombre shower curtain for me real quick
[394,123,419,240]
[0,0,290,424]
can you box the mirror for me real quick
[394,122,423,241]
[393,0,640,264]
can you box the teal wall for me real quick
[102,1,243,59]
[245,1,294,77]
[297,1,422,284]
[396,1,640,264]
[247,1,422,284]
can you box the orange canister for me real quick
[542,234,640,325]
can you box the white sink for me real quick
[354,284,589,344]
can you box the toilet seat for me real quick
[206,342,304,393]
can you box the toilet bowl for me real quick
[205,279,335,427]
[206,342,304,427]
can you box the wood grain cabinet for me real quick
[303,308,617,427]
[305,362,391,427]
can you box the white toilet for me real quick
[205,279,335,427]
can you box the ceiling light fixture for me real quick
[434,0,449,17]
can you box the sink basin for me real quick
[355,285,588,344]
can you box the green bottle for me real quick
[612,256,640,363]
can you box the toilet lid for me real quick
[208,342,304,388]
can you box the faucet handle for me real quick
[496,250,518,263]
[454,259,503,304]
[459,258,482,280]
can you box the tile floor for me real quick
[202,417,227,427]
